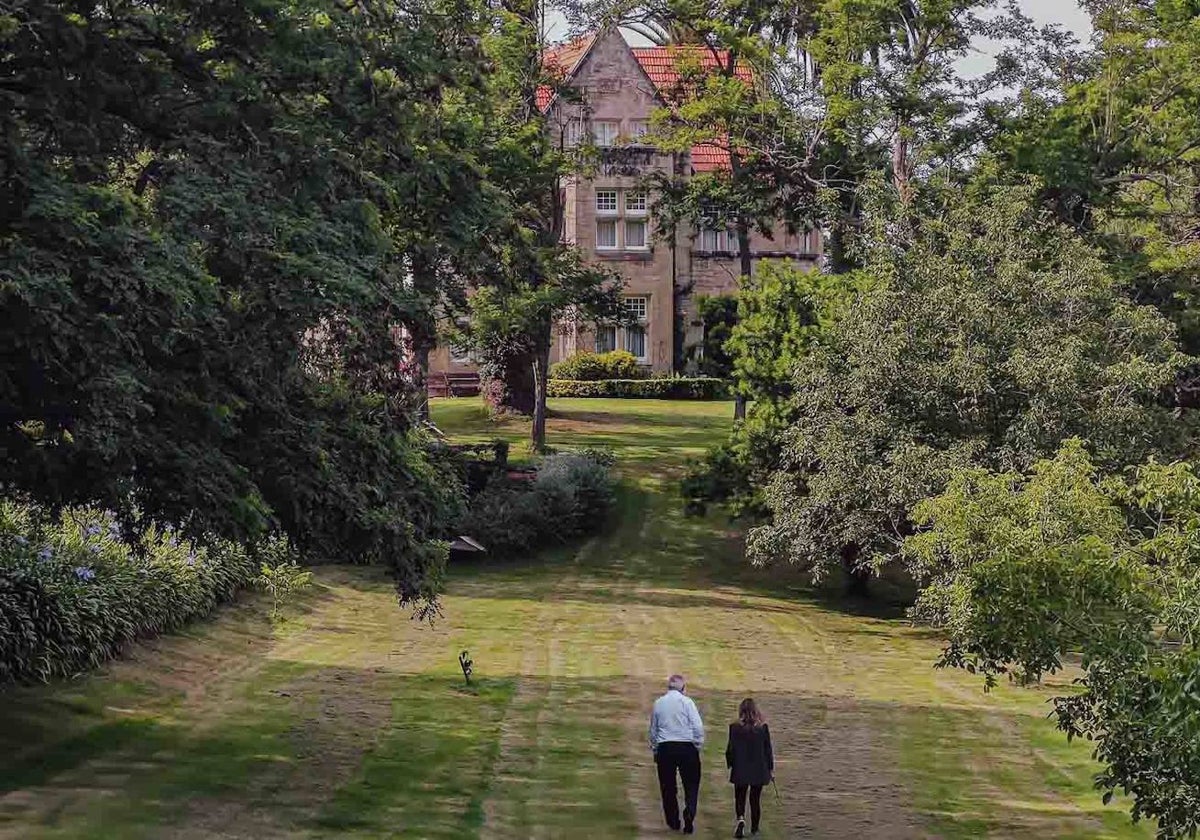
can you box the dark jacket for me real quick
[725,722,774,786]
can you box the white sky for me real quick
[544,0,1094,69]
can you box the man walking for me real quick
[648,674,705,834]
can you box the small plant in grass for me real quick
[255,559,313,621]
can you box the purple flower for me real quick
[14,535,27,546]
[89,544,102,555]
[73,566,95,582]
[186,551,197,566]
[38,546,53,562]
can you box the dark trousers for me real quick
[734,784,763,830]
[655,742,701,829]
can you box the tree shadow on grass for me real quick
[0,663,1138,840]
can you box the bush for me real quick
[548,377,730,400]
[549,351,644,381]
[0,500,269,684]
[457,450,616,558]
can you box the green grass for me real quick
[0,397,1155,839]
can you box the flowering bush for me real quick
[0,500,271,684]
[457,450,617,558]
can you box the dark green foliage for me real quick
[691,295,739,378]
[749,181,1189,582]
[457,450,616,558]
[549,351,644,381]
[547,378,730,400]
[0,0,485,607]
[0,501,268,684]
[906,441,1200,838]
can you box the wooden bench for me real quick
[429,371,481,398]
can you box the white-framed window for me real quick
[624,295,648,321]
[595,189,618,214]
[625,219,648,249]
[593,121,620,147]
[592,188,653,253]
[627,120,649,142]
[564,120,585,148]
[594,325,617,353]
[596,218,618,250]
[699,226,735,252]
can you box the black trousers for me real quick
[734,784,763,830]
[655,742,701,829]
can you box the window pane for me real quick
[624,296,648,320]
[596,219,617,248]
[625,191,647,214]
[594,325,616,353]
[564,121,584,147]
[594,122,619,146]
[628,120,649,141]
[624,324,646,359]
[595,190,618,213]
[625,219,647,249]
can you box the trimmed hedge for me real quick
[548,377,731,400]
[549,351,645,381]
[0,501,274,684]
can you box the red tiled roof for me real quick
[690,143,731,173]
[630,46,753,93]
[539,35,751,172]
[537,34,595,111]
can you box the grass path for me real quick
[0,399,1153,839]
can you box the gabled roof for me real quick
[540,34,751,173]
[537,33,596,111]
[630,46,753,92]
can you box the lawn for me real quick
[0,398,1153,839]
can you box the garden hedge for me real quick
[0,501,274,684]
[547,377,731,400]
[549,351,645,381]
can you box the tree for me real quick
[746,178,1189,593]
[474,0,627,449]
[906,440,1200,837]
[995,0,1200,363]
[0,0,492,609]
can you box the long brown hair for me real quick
[737,697,764,728]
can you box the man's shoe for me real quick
[735,816,746,837]
[683,808,695,833]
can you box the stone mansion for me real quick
[429,28,822,378]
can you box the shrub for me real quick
[547,377,730,400]
[550,351,644,381]
[255,556,315,621]
[457,450,616,558]
[0,500,266,684]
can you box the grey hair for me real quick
[667,674,686,691]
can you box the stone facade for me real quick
[429,28,821,377]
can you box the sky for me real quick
[543,0,1094,70]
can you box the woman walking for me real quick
[724,698,774,837]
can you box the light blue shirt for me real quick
[648,689,705,752]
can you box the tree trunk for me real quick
[531,337,550,452]
[841,544,871,598]
[414,340,431,421]
[734,215,752,421]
